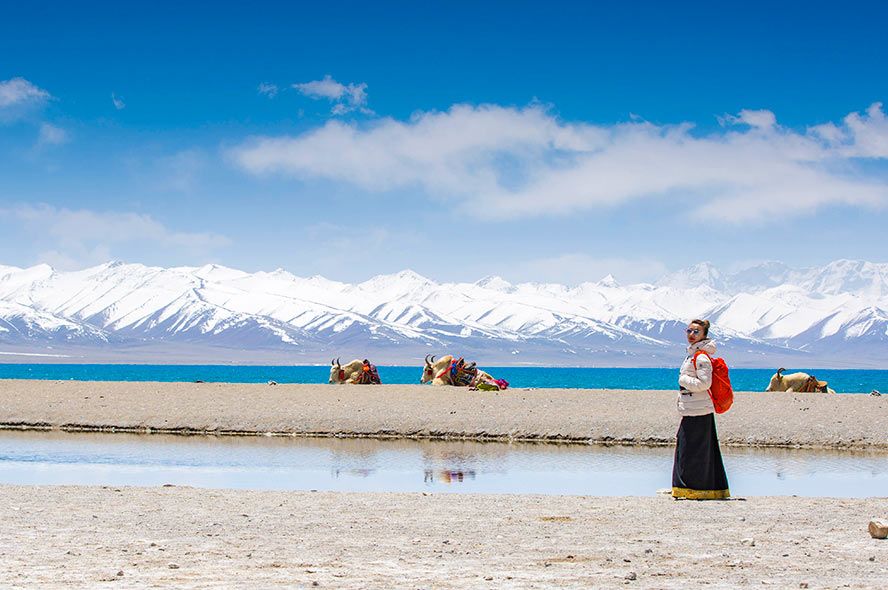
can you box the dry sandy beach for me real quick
[1,380,886,588]
[0,486,885,589]
[0,380,886,450]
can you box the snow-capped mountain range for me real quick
[0,260,885,367]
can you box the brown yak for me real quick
[766,368,835,393]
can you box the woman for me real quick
[672,319,730,499]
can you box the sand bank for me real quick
[0,485,885,589]
[0,380,885,450]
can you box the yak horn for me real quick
[777,367,785,377]
[425,354,432,365]
[430,355,436,363]
[331,358,335,366]
[336,357,341,366]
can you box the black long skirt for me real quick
[672,413,730,499]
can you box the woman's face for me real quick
[686,323,705,344]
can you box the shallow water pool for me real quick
[0,431,885,497]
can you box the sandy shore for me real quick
[0,380,885,450]
[2,384,886,588]
[0,485,884,589]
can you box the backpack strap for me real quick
[691,350,710,369]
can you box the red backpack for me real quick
[693,351,734,414]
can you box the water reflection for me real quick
[0,431,885,497]
[424,469,477,485]
[332,468,375,478]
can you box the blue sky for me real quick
[1,0,887,283]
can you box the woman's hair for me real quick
[689,319,710,337]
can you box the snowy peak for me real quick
[358,269,436,293]
[724,261,793,292]
[659,259,888,297]
[190,263,249,282]
[657,262,724,290]
[597,274,620,288]
[794,260,888,296]
[475,276,514,292]
[0,258,885,366]
[0,265,23,275]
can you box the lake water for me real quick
[1,431,885,497]
[0,364,886,393]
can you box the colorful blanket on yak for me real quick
[439,357,509,390]
[355,361,382,384]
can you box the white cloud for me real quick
[230,102,888,223]
[111,92,126,110]
[0,204,229,269]
[257,83,278,98]
[292,75,372,115]
[828,102,888,158]
[805,104,888,158]
[808,121,844,144]
[720,109,778,130]
[293,76,348,100]
[233,104,592,192]
[37,123,68,146]
[0,77,50,108]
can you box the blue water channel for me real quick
[1,364,886,393]
[0,431,885,497]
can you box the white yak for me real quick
[329,358,364,384]
[420,354,454,385]
[420,354,495,386]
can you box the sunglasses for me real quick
[686,328,701,335]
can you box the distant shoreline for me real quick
[1,380,885,451]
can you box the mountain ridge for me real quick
[0,259,885,368]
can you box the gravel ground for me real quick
[0,485,885,589]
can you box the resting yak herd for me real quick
[329,355,510,390]
[326,357,860,394]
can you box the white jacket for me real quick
[677,339,716,416]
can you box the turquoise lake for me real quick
[0,364,885,393]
